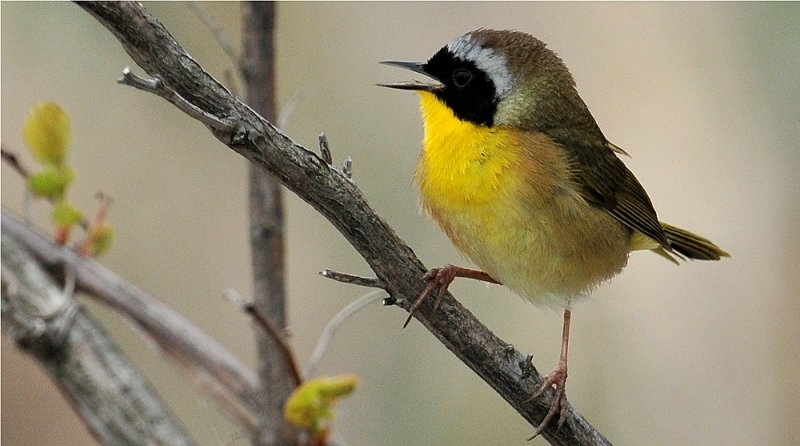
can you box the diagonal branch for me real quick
[1,211,261,432]
[76,2,611,445]
[2,225,195,446]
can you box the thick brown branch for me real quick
[2,227,195,446]
[76,2,610,445]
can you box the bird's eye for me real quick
[452,68,473,88]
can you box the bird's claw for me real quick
[423,266,459,310]
[403,265,459,328]
[526,367,569,440]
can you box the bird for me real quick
[379,29,729,438]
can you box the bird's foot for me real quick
[526,365,568,440]
[402,265,458,328]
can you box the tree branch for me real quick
[243,302,302,389]
[1,211,261,432]
[239,3,299,445]
[2,225,195,446]
[76,2,611,444]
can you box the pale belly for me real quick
[424,188,631,309]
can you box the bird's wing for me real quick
[552,130,671,249]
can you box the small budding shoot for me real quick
[284,375,358,443]
[20,101,113,256]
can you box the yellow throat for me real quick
[415,91,521,208]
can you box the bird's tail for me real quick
[660,222,729,261]
[633,222,729,263]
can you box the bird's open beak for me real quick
[378,60,441,91]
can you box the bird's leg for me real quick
[527,309,571,440]
[403,264,498,328]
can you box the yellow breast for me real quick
[413,92,630,307]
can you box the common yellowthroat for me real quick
[380,29,728,437]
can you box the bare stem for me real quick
[1,146,93,231]
[304,290,384,379]
[239,3,298,445]
[2,211,260,431]
[118,67,238,132]
[1,145,30,178]
[186,3,239,66]
[244,303,302,388]
[2,224,195,446]
[319,269,385,289]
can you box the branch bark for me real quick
[2,226,195,446]
[239,3,299,445]
[76,2,611,444]
[2,211,260,432]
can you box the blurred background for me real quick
[2,2,798,445]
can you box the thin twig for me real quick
[1,146,30,178]
[224,289,302,388]
[223,288,303,387]
[304,290,384,379]
[245,303,302,388]
[2,146,92,231]
[1,146,35,225]
[118,67,238,132]
[186,3,239,66]
[319,269,385,289]
[77,192,112,255]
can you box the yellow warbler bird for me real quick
[380,29,728,437]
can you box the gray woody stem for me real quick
[2,212,261,432]
[2,224,195,446]
[240,3,299,445]
[77,2,610,445]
